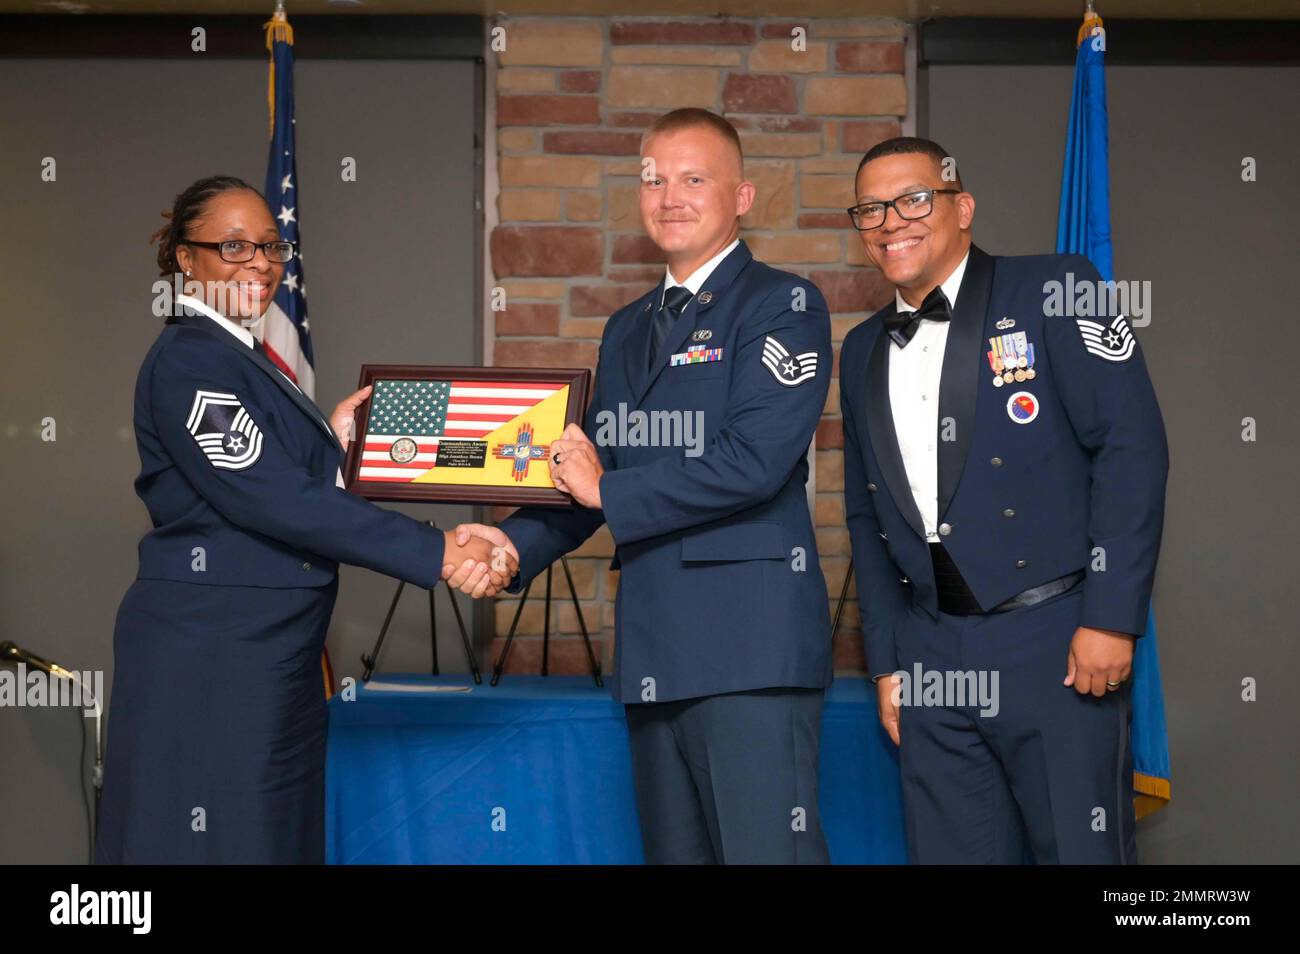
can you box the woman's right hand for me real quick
[330,385,372,445]
[441,531,511,598]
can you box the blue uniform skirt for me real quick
[96,577,338,864]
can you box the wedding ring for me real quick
[1106,680,1121,688]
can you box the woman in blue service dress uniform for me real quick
[96,176,513,864]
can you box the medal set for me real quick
[987,329,1036,388]
[670,343,724,366]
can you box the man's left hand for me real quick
[1064,626,1135,697]
[549,423,603,509]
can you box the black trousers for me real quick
[624,687,830,864]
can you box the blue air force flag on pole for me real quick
[1056,8,1171,819]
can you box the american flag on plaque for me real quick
[357,378,571,488]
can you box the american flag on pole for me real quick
[359,379,566,483]
[261,7,315,397]
[262,6,330,699]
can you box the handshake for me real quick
[440,524,519,599]
[436,423,604,599]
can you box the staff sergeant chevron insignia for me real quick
[761,335,818,386]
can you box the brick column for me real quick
[487,16,908,676]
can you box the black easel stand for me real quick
[831,557,855,643]
[490,556,603,688]
[361,581,482,684]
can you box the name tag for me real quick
[670,344,724,366]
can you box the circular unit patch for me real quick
[1006,391,1039,424]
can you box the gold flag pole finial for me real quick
[264,1,293,138]
[1077,1,1104,47]
[266,0,292,48]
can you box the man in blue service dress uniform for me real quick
[839,138,1168,864]
[452,109,834,863]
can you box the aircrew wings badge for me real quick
[186,389,264,470]
[761,335,818,386]
[1076,314,1136,362]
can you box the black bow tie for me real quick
[883,286,952,348]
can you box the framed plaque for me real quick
[342,365,592,507]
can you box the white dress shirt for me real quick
[887,250,970,540]
[175,294,344,488]
[661,237,740,305]
[176,293,262,349]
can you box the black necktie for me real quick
[649,285,695,370]
[883,285,952,348]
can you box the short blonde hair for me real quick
[641,108,744,173]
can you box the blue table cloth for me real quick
[326,675,906,864]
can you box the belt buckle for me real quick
[995,570,1083,613]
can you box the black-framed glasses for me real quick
[847,189,961,231]
[185,239,296,264]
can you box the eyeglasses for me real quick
[846,189,961,231]
[185,239,296,264]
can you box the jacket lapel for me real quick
[863,313,927,540]
[167,312,342,455]
[633,240,753,407]
[623,279,664,405]
[936,244,994,520]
